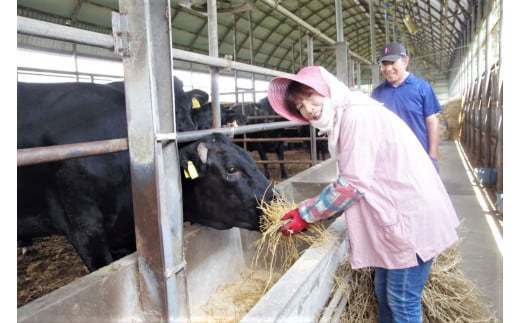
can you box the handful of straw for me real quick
[252,191,337,288]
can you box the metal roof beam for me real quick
[259,0,371,65]
[17,16,113,49]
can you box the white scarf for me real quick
[309,68,383,160]
[316,69,350,160]
[310,97,333,135]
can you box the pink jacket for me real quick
[338,98,458,269]
[298,68,460,270]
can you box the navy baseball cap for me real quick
[379,42,408,62]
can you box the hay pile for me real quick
[331,260,379,322]
[439,96,464,140]
[331,244,499,322]
[201,270,281,322]
[422,246,498,322]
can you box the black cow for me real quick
[17,81,273,272]
[192,101,249,130]
[297,125,329,160]
[186,88,212,130]
[228,97,287,179]
[186,88,248,130]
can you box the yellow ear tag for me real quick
[186,160,199,179]
[191,97,201,109]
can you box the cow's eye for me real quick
[226,166,239,174]
[225,166,242,181]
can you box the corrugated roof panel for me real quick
[77,2,113,28]
[18,0,76,17]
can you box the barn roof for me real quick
[17,0,476,83]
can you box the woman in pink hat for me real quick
[267,65,460,322]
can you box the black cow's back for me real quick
[18,82,128,147]
[18,82,134,270]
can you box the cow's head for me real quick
[186,88,210,108]
[179,133,273,231]
[173,76,199,132]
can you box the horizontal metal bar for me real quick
[254,159,323,165]
[246,115,284,121]
[232,137,327,143]
[157,121,300,143]
[18,121,301,166]
[16,134,322,167]
[17,16,114,50]
[17,138,128,166]
[17,66,123,80]
[171,48,289,77]
[17,17,289,78]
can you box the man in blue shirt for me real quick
[371,41,441,171]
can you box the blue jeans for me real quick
[374,255,433,323]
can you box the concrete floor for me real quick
[438,140,503,321]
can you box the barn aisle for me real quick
[438,140,503,321]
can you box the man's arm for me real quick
[425,113,440,159]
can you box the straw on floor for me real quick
[331,244,499,322]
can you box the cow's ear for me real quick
[179,145,199,170]
[196,142,208,164]
[179,151,203,179]
[191,97,201,109]
[184,160,199,179]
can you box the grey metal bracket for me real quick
[111,12,131,57]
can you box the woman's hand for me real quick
[279,208,308,236]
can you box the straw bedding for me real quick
[331,244,498,322]
[201,270,281,322]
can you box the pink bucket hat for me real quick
[267,66,331,124]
